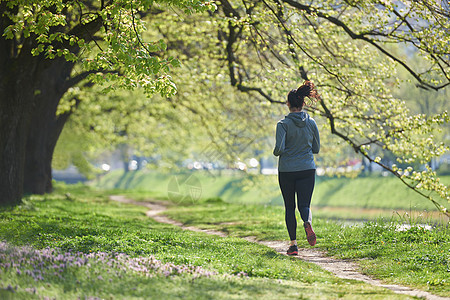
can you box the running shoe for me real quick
[286,244,298,256]
[304,222,316,246]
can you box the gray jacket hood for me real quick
[285,111,308,128]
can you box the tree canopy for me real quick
[0,0,212,204]
[1,0,449,213]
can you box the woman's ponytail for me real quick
[287,80,320,108]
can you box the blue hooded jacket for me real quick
[273,111,320,172]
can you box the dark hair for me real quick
[287,81,320,108]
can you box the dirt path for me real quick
[110,195,448,300]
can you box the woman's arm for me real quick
[273,122,287,156]
[312,120,320,154]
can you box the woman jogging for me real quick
[273,81,320,256]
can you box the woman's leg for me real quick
[278,172,297,241]
[295,169,315,223]
[295,169,316,246]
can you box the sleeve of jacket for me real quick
[273,122,287,157]
[311,119,320,154]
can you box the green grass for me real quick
[162,198,450,297]
[0,184,409,299]
[93,169,279,204]
[313,176,449,211]
[94,170,449,214]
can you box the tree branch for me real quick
[236,84,285,103]
[68,15,103,46]
[63,71,95,91]
[280,0,450,91]
[319,96,448,214]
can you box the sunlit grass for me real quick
[163,198,450,297]
[0,184,408,299]
[94,170,449,215]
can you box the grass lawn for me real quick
[162,198,450,297]
[0,184,411,299]
[94,170,449,216]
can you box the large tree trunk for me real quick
[1,50,79,204]
[23,58,76,195]
[21,19,101,196]
[0,61,37,205]
[22,99,64,195]
[23,121,55,195]
[0,102,32,205]
[0,3,101,204]
[0,2,51,205]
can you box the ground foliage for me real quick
[0,185,406,299]
[163,194,450,296]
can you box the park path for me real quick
[110,195,448,300]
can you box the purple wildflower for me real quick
[0,240,219,285]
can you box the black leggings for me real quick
[278,169,315,241]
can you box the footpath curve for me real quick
[110,195,448,300]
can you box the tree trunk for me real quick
[0,106,32,205]
[20,19,100,195]
[1,54,78,203]
[23,124,54,194]
[22,100,62,195]
[23,58,77,195]
[0,3,102,203]
[0,63,36,205]
[22,99,72,194]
